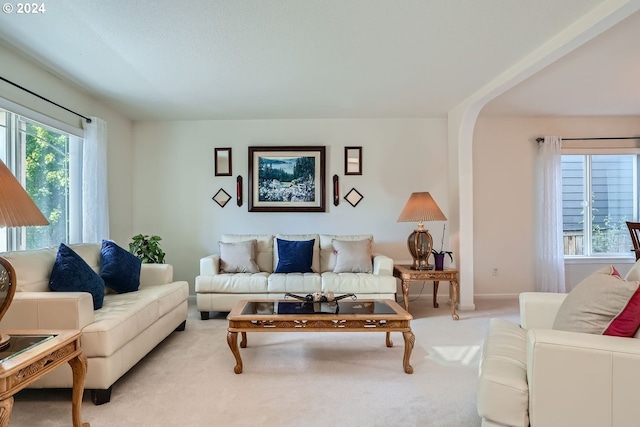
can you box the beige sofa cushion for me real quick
[332,239,373,273]
[321,272,396,294]
[195,272,269,293]
[319,234,373,272]
[477,318,529,427]
[221,234,273,273]
[267,273,322,293]
[218,240,260,273]
[81,280,188,358]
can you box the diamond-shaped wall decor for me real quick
[344,188,363,207]
[212,188,231,208]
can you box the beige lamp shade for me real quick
[397,192,446,270]
[0,159,49,227]
[397,192,447,224]
[0,159,49,349]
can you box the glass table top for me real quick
[0,334,56,363]
[241,300,397,316]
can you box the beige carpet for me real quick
[10,296,519,427]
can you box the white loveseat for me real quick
[477,291,640,427]
[0,243,189,404]
[195,234,396,318]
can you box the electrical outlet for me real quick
[492,268,498,276]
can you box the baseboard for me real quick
[473,293,519,300]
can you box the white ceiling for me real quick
[0,0,638,121]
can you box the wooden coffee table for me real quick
[227,299,415,374]
[0,329,88,427]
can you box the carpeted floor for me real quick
[10,296,519,427]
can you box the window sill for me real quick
[564,256,636,265]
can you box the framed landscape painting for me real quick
[248,146,326,212]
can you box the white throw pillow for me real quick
[332,239,373,273]
[219,240,260,273]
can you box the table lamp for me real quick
[0,159,49,349]
[397,192,447,270]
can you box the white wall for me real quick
[0,42,134,245]
[133,118,450,292]
[473,116,640,297]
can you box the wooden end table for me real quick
[0,329,89,427]
[393,264,460,320]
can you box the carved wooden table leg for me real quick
[450,280,460,320]
[385,332,393,347]
[402,279,410,311]
[227,331,243,374]
[402,331,415,374]
[0,396,13,427]
[433,280,440,308]
[68,351,90,427]
[240,332,247,348]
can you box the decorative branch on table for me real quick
[431,224,453,261]
[285,292,357,302]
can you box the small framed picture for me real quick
[344,146,362,175]
[215,148,232,176]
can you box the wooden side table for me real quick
[0,329,89,427]
[393,264,460,320]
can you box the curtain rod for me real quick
[0,76,92,123]
[535,136,640,143]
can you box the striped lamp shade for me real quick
[397,192,446,223]
[0,159,49,227]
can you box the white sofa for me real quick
[195,234,396,318]
[0,243,189,405]
[477,291,640,427]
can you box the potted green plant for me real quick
[432,225,453,270]
[129,234,166,263]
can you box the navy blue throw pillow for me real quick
[49,243,105,310]
[274,238,314,273]
[100,240,142,294]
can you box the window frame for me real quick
[0,99,83,252]
[561,147,640,260]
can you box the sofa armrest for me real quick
[139,263,174,287]
[0,292,95,330]
[526,328,640,426]
[199,255,220,276]
[372,254,393,276]
[519,292,567,329]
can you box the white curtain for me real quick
[82,117,109,243]
[535,136,566,293]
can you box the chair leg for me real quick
[200,311,210,320]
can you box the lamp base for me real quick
[0,333,11,351]
[407,228,434,272]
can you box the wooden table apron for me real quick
[226,300,415,375]
[0,329,89,427]
[392,265,460,320]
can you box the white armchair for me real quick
[478,292,640,427]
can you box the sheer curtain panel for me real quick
[82,117,109,243]
[535,136,565,293]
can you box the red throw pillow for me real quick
[604,285,640,337]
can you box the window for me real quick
[0,107,82,252]
[562,153,637,257]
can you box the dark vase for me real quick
[434,253,445,270]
